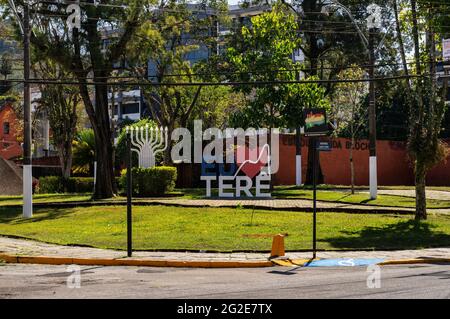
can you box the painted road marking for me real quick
[304,258,385,267]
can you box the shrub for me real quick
[38,176,64,194]
[38,176,94,194]
[119,166,177,197]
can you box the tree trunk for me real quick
[415,161,427,220]
[58,143,73,193]
[163,124,174,166]
[92,81,116,199]
[306,138,324,185]
[60,144,73,180]
[350,138,355,195]
[393,0,410,82]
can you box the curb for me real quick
[378,258,450,265]
[1,253,449,268]
[0,254,273,268]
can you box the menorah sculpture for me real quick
[125,125,169,168]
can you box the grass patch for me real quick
[0,205,449,251]
[0,194,92,206]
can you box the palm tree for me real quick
[72,129,95,175]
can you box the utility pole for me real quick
[295,126,302,186]
[312,136,317,259]
[23,2,33,218]
[295,69,302,187]
[327,1,381,199]
[368,27,378,200]
[293,53,303,187]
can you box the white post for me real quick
[93,161,97,188]
[22,3,32,219]
[296,155,302,186]
[370,156,378,199]
[43,117,50,153]
[23,165,33,218]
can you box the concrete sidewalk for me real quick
[1,236,449,267]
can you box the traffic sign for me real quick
[443,39,450,61]
[317,141,332,152]
[303,108,329,137]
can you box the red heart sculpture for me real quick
[235,146,269,179]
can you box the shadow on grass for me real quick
[0,206,76,225]
[322,220,450,250]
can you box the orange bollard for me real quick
[270,234,286,259]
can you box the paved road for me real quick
[0,263,449,299]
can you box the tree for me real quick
[332,66,368,194]
[72,129,95,175]
[0,54,12,80]
[3,0,153,199]
[128,0,227,163]
[226,2,301,130]
[190,86,246,130]
[34,59,79,181]
[235,0,387,185]
[0,53,12,95]
[394,0,449,220]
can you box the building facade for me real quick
[108,3,272,128]
[0,103,22,160]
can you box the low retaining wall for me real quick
[274,136,450,186]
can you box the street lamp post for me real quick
[368,27,378,200]
[7,0,34,218]
[323,1,381,199]
[23,2,32,219]
[7,0,82,218]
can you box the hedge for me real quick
[119,166,177,197]
[38,176,95,194]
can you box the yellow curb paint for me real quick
[0,254,18,263]
[290,259,311,266]
[20,256,74,265]
[5,253,447,268]
[379,258,450,265]
[271,258,317,267]
[0,253,273,268]
[271,259,295,267]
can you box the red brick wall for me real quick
[274,135,450,186]
[0,104,22,160]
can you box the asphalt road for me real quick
[0,263,449,299]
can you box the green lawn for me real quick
[0,194,92,206]
[0,205,449,251]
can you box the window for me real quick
[3,122,10,135]
[122,103,140,115]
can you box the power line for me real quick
[5,74,427,87]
